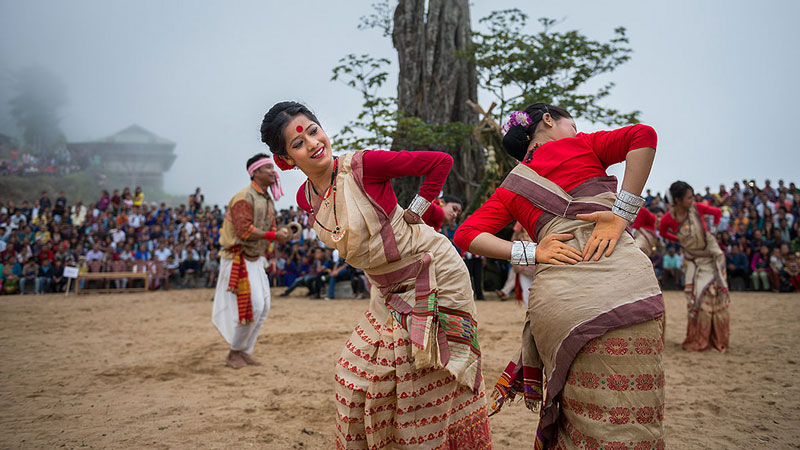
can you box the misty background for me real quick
[1,0,798,209]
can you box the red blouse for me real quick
[454,124,657,248]
[659,203,721,242]
[297,150,449,230]
[632,207,657,232]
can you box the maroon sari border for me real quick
[538,293,665,442]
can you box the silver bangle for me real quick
[612,204,638,222]
[407,194,431,217]
[613,190,644,222]
[617,190,645,209]
[511,240,537,265]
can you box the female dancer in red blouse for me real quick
[260,101,492,449]
[660,181,729,352]
[454,104,665,449]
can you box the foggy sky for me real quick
[1,0,798,209]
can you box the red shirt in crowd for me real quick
[659,203,722,242]
[297,150,448,229]
[454,124,658,248]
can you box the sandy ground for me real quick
[1,288,799,449]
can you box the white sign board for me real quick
[63,266,79,278]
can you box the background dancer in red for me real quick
[660,180,730,352]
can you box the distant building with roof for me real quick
[67,125,177,192]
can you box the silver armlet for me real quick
[613,189,645,222]
[511,240,537,266]
[407,194,431,217]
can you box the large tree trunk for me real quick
[391,0,482,206]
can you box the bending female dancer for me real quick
[660,181,729,352]
[454,104,665,449]
[260,101,492,449]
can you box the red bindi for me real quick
[296,125,304,133]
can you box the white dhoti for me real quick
[212,256,271,354]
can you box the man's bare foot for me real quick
[226,351,247,369]
[241,353,262,366]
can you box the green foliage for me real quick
[394,117,473,153]
[331,54,396,151]
[330,53,473,155]
[8,65,69,157]
[463,9,640,126]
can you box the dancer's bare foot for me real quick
[226,351,247,369]
[241,353,262,366]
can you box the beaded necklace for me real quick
[306,157,345,242]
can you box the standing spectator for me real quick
[111,189,122,212]
[39,191,51,212]
[53,191,67,222]
[463,252,485,301]
[97,190,111,212]
[134,186,144,206]
[192,187,204,214]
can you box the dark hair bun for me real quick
[502,125,530,162]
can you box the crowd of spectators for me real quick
[2,177,798,297]
[0,149,79,177]
[643,178,800,293]
[0,185,367,298]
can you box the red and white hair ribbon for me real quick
[247,157,284,201]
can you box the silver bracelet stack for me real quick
[407,194,431,218]
[511,240,537,265]
[612,189,646,222]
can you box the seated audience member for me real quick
[280,248,326,298]
[750,244,771,291]
[725,244,750,291]
[325,257,352,300]
[2,259,20,294]
[36,258,54,294]
[784,253,800,292]
[19,258,38,294]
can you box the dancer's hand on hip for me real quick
[535,233,583,265]
[576,211,628,261]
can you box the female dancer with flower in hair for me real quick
[454,104,665,449]
[660,180,729,352]
[260,101,492,449]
